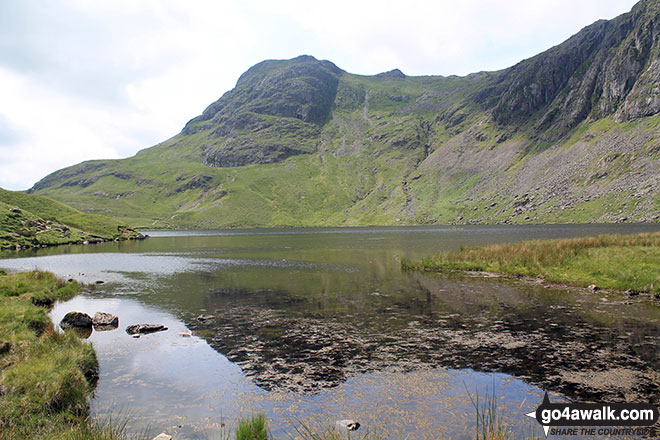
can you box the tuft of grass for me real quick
[62,413,151,440]
[289,418,382,440]
[236,413,269,440]
[466,385,511,440]
[404,232,660,293]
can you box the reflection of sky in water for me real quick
[51,296,258,438]
[0,253,355,284]
[0,254,217,283]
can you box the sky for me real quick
[0,0,640,190]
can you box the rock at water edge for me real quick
[60,312,93,329]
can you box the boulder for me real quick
[93,312,119,329]
[588,284,599,292]
[10,206,20,213]
[126,324,167,335]
[60,312,93,329]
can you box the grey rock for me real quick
[60,312,93,329]
[92,312,119,328]
[10,206,20,213]
[126,324,168,335]
[152,433,173,440]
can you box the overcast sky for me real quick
[0,0,639,190]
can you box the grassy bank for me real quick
[0,188,142,250]
[0,270,107,439]
[403,232,660,293]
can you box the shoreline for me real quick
[133,219,660,231]
[0,233,149,252]
[420,267,660,303]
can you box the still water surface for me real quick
[2,224,660,439]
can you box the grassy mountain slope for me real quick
[0,188,141,249]
[30,0,660,228]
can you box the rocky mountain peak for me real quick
[376,68,406,79]
[181,55,343,167]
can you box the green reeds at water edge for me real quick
[467,386,511,440]
[403,232,660,294]
[236,414,268,440]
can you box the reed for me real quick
[236,414,269,440]
[403,232,660,293]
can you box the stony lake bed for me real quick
[1,224,660,439]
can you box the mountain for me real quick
[0,188,142,249]
[31,0,660,228]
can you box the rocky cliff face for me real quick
[29,0,660,228]
[476,0,660,139]
[182,55,342,167]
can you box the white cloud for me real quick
[0,0,639,190]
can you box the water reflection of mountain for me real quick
[185,277,660,403]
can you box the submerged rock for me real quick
[60,312,93,329]
[197,314,215,322]
[126,324,168,335]
[93,312,119,329]
[152,434,173,440]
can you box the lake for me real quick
[1,224,659,439]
